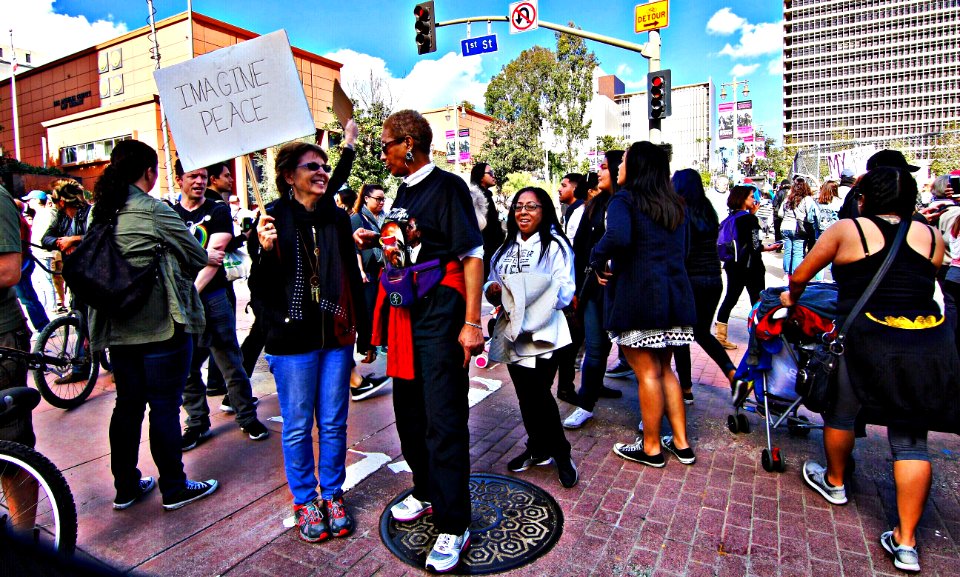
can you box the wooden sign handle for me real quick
[243,155,267,217]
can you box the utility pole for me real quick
[147,0,175,198]
[9,30,21,160]
[642,31,662,144]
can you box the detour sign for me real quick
[635,1,669,33]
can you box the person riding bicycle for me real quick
[40,180,91,384]
[0,183,38,534]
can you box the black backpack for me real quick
[62,216,165,318]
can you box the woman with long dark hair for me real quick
[486,187,577,488]
[715,185,780,350]
[672,169,736,402]
[89,140,218,511]
[249,136,370,543]
[592,142,695,467]
[562,150,624,429]
[782,167,959,573]
[779,178,816,277]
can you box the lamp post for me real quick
[718,77,749,181]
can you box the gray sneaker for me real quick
[425,529,471,573]
[802,460,847,505]
[880,530,920,573]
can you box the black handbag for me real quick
[795,219,909,413]
[62,215,165,318]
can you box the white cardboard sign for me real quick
[153,30,316,172]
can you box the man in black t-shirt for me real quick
[173,160,268,450]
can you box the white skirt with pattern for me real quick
[610,326,695,349]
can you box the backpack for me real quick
[62,215,165,318]
[717,210,748,263]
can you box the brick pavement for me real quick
[28,258,960,577]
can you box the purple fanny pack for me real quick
[380,259,444,307]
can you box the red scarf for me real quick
[371,260,467,380]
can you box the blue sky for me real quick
[25,0,784,141]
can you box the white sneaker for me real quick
[563,407,594,429]
[425,529,471,573]
[390,493,432,522]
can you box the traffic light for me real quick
[647,69,672,119]
[414,1,437,55]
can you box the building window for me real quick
[25,53,31,64]
[60,135,132,165]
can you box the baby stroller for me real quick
[728,283,838,472]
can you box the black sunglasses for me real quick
[297,162,331,173]
[381,137,406,154]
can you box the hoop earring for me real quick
[405,149,414,162]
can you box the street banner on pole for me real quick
[718,102,734,140]
[736,100,754,138]
[154,30,316,172]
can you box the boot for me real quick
[715,322,738,350]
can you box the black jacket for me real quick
[41,204,90,250]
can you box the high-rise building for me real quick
[782,0,960,162]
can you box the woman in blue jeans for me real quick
[249,121,371,544]
[88,140,218,511]
[778,178,816,279]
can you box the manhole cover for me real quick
[379,473,563,574]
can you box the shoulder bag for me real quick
[795,219,908,413]
[62,212,166,318]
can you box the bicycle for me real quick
[31,305,101,410]
[0,383,78,554]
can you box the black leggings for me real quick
[716,266,765,324]
[675,275,736,389]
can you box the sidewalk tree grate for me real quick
[379,473,563,574]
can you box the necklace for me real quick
[299,227,321,303]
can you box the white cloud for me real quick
[616,63,633,77]
[706,8,747,35]
[730,63,760,77]
[1,1,127,66]
[768,56,783,75]
[718,21,784,58]
[324,49,489,112]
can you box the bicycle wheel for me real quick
[32,316,99,409]
[0,440,77,554]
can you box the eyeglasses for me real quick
[297,162,331,173]
[381,137,406,154]
[366,195,386,203]
[512,202,542,213]
[485,170,495,177]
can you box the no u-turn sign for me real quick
[509,0,539,34]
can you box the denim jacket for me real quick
[89,186,207,351]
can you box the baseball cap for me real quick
[866,149,920,172]
[840,168,856,178]
[22,190,47,201]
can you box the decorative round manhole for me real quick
[379,473,564,574]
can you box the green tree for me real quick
[930,124,960,176]
[597,135,629,152]
[480,46,556,178]
[325,72,399,194]
[549,24,598,169]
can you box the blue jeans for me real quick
[110,332,193,497]
[781,230,805,276]
[266,345,352,505]
[15,259,49,332]
[575,295,613,412]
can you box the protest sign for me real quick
[154,30,316,172]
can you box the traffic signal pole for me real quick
[645,31,662,144]
[435,16,650,54]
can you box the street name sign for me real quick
[154,30,315,172]
[462,34,499,56]
[635,0,669,33]
[509,0,538,34]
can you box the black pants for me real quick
[392,326,471,534]
[716,266,765,324]
[240,316,266,377]
[675,275,736,389]
[507,356,571,462]
[110,332,192,497]
[194,283,235,389]
[554,311,584,394]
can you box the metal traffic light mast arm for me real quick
[437,16,654,55]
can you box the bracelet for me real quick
[464,321,482,329]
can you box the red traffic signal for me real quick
[414,1,437,55]
[647,69,672,120]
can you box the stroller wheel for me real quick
[727,415,739,434]
[736,414,750,434]
[762,447,785,473]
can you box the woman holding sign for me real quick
[248,120,372,543]
[356,110,483,573]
